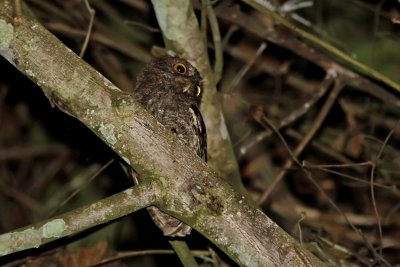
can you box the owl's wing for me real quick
[189,104,207,162]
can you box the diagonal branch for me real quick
[0,182,157,256]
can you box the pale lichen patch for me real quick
[24,36,39,52]
[0,228,42,256]
[219,112,229,140]
[122,156,130,165]
[26,69,35,78]
[42,219,67,238]
[0,19,13,60]
[104,79,121,92]
[125,188,134,197]
[99,123,117,145]
[89,201,112,220]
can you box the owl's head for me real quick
[135,56,203,103]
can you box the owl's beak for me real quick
[182,84,191,93]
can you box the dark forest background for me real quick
[1,0,400,266]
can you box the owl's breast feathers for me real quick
[133,86,206,160]
[154,100,205,159]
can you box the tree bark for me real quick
[0,1,324,266]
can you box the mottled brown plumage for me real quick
[132,56,207,237]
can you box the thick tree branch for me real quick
[0,1,323,266]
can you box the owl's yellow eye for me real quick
[173,63,187,75]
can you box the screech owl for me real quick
[132,55,207,237]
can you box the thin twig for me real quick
[0,144,69,160]
[257,77,345,205]
[45,22,151,62]
[124,20,160,32]
[382,201,400,226]
[45,159,115,219]
[370,120,399,256]
[80,0,96,58]
[229,42,267,90]
[207,4,223,83]
[239,75,334,157]
[278,75,334,131]
[304,162,372,169]
[222,25,239,48]
[304,161,397,193]
[285,128,360,169]
[296,211,306,245]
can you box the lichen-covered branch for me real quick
[0,182,157,256]
[0,1,323,265]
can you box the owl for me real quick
[132,56,207,237]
